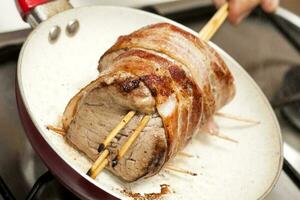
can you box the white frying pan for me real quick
[15,0,283,199]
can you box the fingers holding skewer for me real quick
[198,2,228,41]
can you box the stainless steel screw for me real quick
[48,25,61,42]
[66,19,79,36]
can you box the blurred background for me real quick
[0,0,299,199]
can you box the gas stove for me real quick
[0,1,299,199]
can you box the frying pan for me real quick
[15,0,283,199]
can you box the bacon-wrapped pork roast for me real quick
[62,23,235,182]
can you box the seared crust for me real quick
[99,23,234,122]
[100,48,202,159]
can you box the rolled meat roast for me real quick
[62,23,235,182]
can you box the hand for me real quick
[213,0,279,24]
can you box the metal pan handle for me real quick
[15,0,73,28]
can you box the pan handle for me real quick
[16,0,50,19]
[15,0,72,28]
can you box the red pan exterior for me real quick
[16,82,118,200]
[15,0,49,18]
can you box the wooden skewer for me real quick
[215,112,260,124]
[90,159,109,179]
[112,115,151,167]
[87,111,136,178]
[46,125,66,136]
[87,149,109,176]
[165,166,197,176]
[198,4,239,143]
[89,115,151,178]
[198,3,229,41]
[205,124,238,143]
[213,132,238,143]
[98,111,136,152]
[178,151,194,158]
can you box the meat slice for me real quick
[65,71,168,181]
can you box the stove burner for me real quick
[0,176,15,200]
[274,66,300,131]
[0,171,80,200]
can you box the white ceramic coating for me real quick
[18,6,283,200]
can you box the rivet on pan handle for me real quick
[15,0,73,28]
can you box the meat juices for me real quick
[62,23,235,182]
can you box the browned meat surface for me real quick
[62,23,235,182]
[99,49,202,158]
[100,23,235,121]
[65,72,167,181]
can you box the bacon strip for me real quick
[99,23,235,123]
[100,48,202,158]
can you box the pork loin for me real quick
[62,23,235,182]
